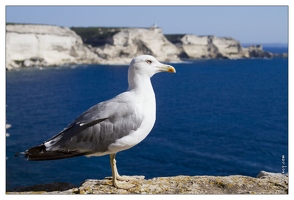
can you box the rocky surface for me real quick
[6,24,102,70]
[90,27,180,64]
[166,34,243,59]
[7,171,288,194]
[245,45,274,58]
[165,34,274,59]
[6,24,287,70]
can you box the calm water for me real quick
[6,56,288,190]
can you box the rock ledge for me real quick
[7,171,288,194]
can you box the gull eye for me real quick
[146,60,152,64]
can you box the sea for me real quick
[6,46,288,190]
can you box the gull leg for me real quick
[112,154,145,181]
[109,153,135,189]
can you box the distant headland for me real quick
[6,23,288,70]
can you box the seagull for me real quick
[17,55,176,189]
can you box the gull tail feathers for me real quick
[15,144,86,161]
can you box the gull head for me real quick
[129,55,176,78]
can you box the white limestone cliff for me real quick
[167,34,274,59]
[6,24,101,70]
[6,24,278,70]
[93,27,180,64]
[173,34,244,59]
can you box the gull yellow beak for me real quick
[157,65,176,73]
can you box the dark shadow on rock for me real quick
[9,182,77,192]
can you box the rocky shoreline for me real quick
[6,24,287,70]
[7,171,288,194]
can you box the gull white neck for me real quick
[128,72,154,95]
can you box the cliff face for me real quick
[165,34,273,59]
[6,24,281,70]
[90,27,180,64]
[6,24,102,70]
[182,35,243,59]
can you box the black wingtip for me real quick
[17,144,87,161]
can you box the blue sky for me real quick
[5,6,289,44]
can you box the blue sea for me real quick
[6,49,288,190]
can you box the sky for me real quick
[5,5,289,44]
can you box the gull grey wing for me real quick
[43,98,143,155]
[41,101,110,146]
[44,96,124,143]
